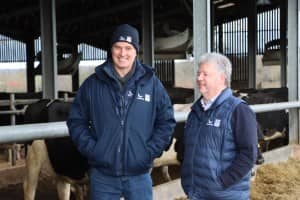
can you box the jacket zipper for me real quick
[120,86,140,175]
[119,95,126,174]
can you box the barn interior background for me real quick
[0,0,300,199]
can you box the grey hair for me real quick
[198,52,232,87]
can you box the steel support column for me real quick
[280,1,287,87]
[142,0,154,66]
[193,0,210,99]
[287,0,299,144]
[247,0,257,88]
[40,0,58,99]
[26,39,35,92]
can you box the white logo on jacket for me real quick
[128,90,133,97]
[206,118,221,127]
[145,94,150,102]
[137,93,151,102]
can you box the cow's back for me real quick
[25,99,88,180]
[46,100,88,180]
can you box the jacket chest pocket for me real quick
[202,125,225,149]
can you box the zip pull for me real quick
[121,120,124,126]
[115,107,119,116]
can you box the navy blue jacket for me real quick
[181,88,257,200]
[67,59,176,176]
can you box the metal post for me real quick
[280,1,287,87]
[142,0,154,66]
[247,0,257,88]
[9,93,17,166]
[193,0,210,100]
[287,0,299,144]
[40,0,58,99]
[26,39,35,92]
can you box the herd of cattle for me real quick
[0,87,289,200]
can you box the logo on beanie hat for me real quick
[111,24,139,52]
[119,36,132,43]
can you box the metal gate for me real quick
[213,7,280,89]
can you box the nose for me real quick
[197,73,203,81]
[120,48,126,56]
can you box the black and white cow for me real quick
[23,99,88,200]
[234,87,289,152]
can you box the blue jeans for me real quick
[89,168,153,200]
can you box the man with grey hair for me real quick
[181,52,257,199]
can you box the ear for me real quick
[220,73,226,84]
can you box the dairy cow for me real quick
[23,99,88,200]
[234,87,289,152]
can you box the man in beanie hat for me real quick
[67,24,176,200]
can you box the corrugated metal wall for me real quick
[0,36,108,63]
[257,8,280,54]
[154,59,174,87]
[0,35,26,62]
[0,36,174,87]
[213,8,280,86]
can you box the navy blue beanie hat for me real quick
[110,24,139,53]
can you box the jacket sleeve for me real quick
[67,80,97,159]
[220,102,258,188]
[147,79,176,159]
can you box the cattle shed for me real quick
[0,0,300,199]
[0,0,297,147]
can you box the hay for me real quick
[251,158,300,200]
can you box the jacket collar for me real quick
[94,58,154,86]
[192,87,232,113]
[209,88,232,110]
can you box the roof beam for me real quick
[57,1,141,26]
[0,5,39,19]
[0,26,31,42]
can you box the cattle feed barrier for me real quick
[0,92,74,107]
[0,97,74,107]
[0,101,300,144]
[250,101,300,113]
[0,101,299,198]
[0,108,26,115]
[0,121,69,144]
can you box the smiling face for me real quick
[111,41,137,77]
[196,61,226,101]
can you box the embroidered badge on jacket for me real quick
[207,118,221,127]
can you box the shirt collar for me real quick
[200,91,222,111]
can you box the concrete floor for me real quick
[0,158,69,200]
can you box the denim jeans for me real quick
[89,168,153,200]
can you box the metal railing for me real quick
[0,93,74,118]
[0,93,75,166]
[0,100,299,144]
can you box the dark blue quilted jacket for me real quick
[67,59,176,176]
[181,88,251,200]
